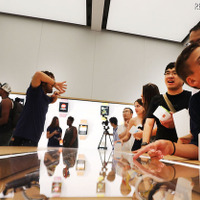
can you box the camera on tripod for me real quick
[102,114,109,133]
[98,105,112,149]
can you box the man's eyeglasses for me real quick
[164,71,177,76]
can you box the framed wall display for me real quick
[59,102,68,112]
[100,105,109,116]
[78,124,88,135]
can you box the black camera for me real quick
[102,115,109,132]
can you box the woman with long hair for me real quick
[46,116,62,147]
[141,83,160,125]
[118,83,160,150]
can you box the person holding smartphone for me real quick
[47,116,62,147]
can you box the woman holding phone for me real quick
[46,116,62,147]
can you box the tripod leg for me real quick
[105,131,107,150]
[98,132,105,149]
[108,134,113,146]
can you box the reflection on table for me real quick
[0,147,199,199]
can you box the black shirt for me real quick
[147,90,191,142]
[189,91,200,146]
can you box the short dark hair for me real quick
[189,21,200,34]
[68,116,74,123]
[165,62,175,73]
[42,71,55,79]
[175,42,200,84]
[123,107,133,114]
[109,117,118,125]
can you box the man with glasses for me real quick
[141,62,191,146]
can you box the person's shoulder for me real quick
[73,126,77,130]
[27,84,42,93]
[183,90,192,96]
[190,91,200,102]
[153,94,162,100]
[129,117,136,123]
[1,97,12,106]
[150,94,163,104]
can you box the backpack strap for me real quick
[163,94,176,113]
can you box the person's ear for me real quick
[186,76,198,87]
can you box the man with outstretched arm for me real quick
[10,71,67,146]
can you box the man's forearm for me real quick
[174,143,198,159]
[32,71,55,88]
[119,131,126,139]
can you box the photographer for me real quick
[109,117,119,143]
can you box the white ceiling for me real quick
[0,0,199,42]
[107,0,200,42]
[0,0,87,25]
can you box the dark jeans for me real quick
[9,136,38,146]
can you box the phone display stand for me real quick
[79,120,88,140]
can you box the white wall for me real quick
[0,13,192,104]
[10,93,135,148]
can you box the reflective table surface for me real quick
[0,147,200,200]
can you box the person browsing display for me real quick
[142,63,191,147]
[116,99,144,150]
[117,83,160,150]
[47,116,62,147]
[63,116,78,148]
[134,42,200,160]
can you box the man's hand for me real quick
[178,134,193,144]
[124,120,129,127]
[160,112,175,129]
[133,140,174,160]
[54,81,67,94]
[114,140,124,146]
[54,130,59,135]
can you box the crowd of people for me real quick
[108,21,200,160]
[0,21,200,161]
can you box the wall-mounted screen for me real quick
[59,102,68,112]
[100,106,109,116]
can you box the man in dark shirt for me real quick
[142,62,191,145]
[10,71,67,146]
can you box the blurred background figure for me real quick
[119,83,160,150]
[46,116,62,147]
[109,117,119,145]
[63,116,78,148]
[0,83,13,146]
[141,83,160,142]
